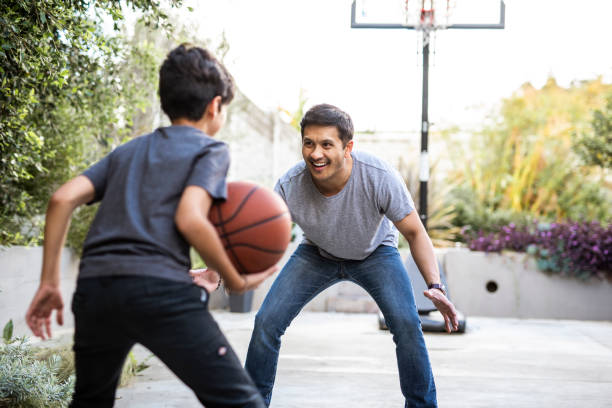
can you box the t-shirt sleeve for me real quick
[377,168,415,222]
[186,142,230,200]
[273,179,287,202]
[82,153,112,204]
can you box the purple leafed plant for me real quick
[463,221,612,280]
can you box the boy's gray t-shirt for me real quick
[275,151,415,260]
[79,125,229,283]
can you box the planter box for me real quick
[443,248,612,321]
[0,246,79,337]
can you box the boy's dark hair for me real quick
[299,104,354,146]
[159,44,235,121]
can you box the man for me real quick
[25,44,275,407]
[245,104,458,407]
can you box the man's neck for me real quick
[313,155,354,197]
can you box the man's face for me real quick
[301,125,353,184]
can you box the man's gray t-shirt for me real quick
[275,151,415,260]
[79,125,229,283]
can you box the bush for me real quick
[0,320,74,408]
[463,221,612,280]
[0,1,181,248]
[0,320,150,407]
[446,77,612,233]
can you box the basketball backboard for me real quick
[351,0,505,30]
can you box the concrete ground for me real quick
[111,311,612,408]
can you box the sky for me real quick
[178,0,612,133]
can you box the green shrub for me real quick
[0,321,150,407]
[446,77,612,233]
[0,340,74,408]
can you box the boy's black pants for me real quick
[70,276,264,408]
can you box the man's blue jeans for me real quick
[245,244,437,407]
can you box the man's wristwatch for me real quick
[427,283,446,296]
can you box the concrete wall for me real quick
[4,245,611,339]
[442,248,612,321]
[219,90,302,189]
[0,246,79,338]
[249,247,612,321]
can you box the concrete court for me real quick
[114,311,612,408]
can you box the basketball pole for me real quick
[420,35,430,229]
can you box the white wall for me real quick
[442,249,612,321]
[0,246,79,338]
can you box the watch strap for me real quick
[428,283,446,296]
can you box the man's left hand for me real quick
[423,289,459,334]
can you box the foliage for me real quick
[278,88,309,132]
[2,320,13,345]
[446,77,612,233]
[34,344,150,388]
[574,93,612,169]
[463,221,612,280]
[1,0,182,247]
[190,247,206,269]
[0,321,74,408]
[398,158,461,247]
[0,320,150,407]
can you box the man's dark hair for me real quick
[299,104,354,146]
[159,44,235,121]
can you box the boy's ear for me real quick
[207,96,223,117]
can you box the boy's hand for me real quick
[229,265,279,294]
[190,268,221,292]
[26,284,64,340]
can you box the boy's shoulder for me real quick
[113,126,228,154]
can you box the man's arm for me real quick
[26,175,96,339]
[393,211,459,333]
[175,186,276,293]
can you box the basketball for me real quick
[209,181,292,274]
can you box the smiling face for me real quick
[302,125,353,192]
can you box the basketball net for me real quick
[405,0,454,47]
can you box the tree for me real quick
[447,77,612,231]
[0,0,182,245]
[574,93,612,169]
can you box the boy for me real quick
[26,44,275,407]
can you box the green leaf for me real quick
[3,319,14,343]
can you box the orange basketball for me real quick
[209,181,292,274]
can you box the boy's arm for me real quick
[175,186,276,293]
[393,211,459,333]
[26,175,96,339]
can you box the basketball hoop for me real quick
[404,0,453,30]
[404,0,453,46]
